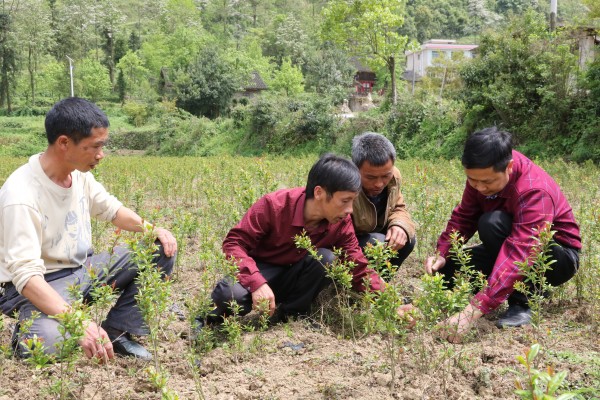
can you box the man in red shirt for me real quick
[425,127,581,342]
[198,154,386,326]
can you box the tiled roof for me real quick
[244,71,268,90]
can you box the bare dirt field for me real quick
[2,256,598,400]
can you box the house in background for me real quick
[351,57,376,95]
[235,71,268,102]
[404,39,478,78]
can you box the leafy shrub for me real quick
[108,127,158,151]
[385,92,463,159]
[123,101,151,127]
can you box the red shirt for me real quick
[223,187,383,293]
[437,151,581,313]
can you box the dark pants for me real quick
[440,211,579,307]
[211,248,334,318]
[0,242,174,356]
[357,232,416,268]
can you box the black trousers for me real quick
[211,248,334,317]
[440,211,579,306]
[357,232,416,268]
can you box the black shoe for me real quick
[104,326,152,360]
[192,314,223,339]
[496,304,532,328]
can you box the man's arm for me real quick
[111,206,177,257]
[386,168,416,249]
[335,217,383,292]
[435,182,482,260]
[222,196,275,313]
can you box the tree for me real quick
[49,0,96,61]
[0,11,17,112]
[37,59,69,100]
[14,0,54,105]
[272,14,308,65]
[460,11,578,144]
[322,0,408,104]
[174,46,240,118]
[76,58,112,101]
[305,43,354,102]
[116,50,150,100]
[271,57,304,96]
[400,0,471,43]
[96,0,126,86]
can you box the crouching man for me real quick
[425,127,580,342]
[0,98,177,361]
[198,154,411,327]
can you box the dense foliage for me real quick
[0,0,598,161]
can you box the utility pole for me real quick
[550,0,557,32]
[66,55,74,97]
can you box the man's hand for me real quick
[155,227,177,257]
[397,303,417,329]
[80,321,114,363]
[424,254,446,275]
[436,303,483,343]
[385,226,408,251]
[252,283,276,316]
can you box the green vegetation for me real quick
[0,154,598,397]
[0,1,598,161]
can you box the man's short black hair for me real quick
[462,127,513,172]
[306,153,361,199]
[351,132,396,168]
[45,97,110,145]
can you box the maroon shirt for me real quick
[223,187,383,293]
[437,151,581,313]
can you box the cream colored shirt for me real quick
[0,154,122,293]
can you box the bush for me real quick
[122,101,151,127]
[385,92,463,159]
[108,127,158,151]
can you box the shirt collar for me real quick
[292,191,307,227]
[292,189,329,233]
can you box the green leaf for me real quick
[527,343,540,364]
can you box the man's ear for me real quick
[55,135,70,150]
[313,185,324,200]
[506,159,514,174]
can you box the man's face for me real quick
[358,159,394,197]
[464,160,513,197]
[65,127,108,172]
[317,188,358,224]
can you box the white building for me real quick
[405,39,478,78]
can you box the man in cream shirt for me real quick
[0,97,177,361]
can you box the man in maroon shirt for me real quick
[425,127,580,342]
[197,154,387,327]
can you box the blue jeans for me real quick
[0,242,174,356]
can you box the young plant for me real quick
[514,344,578,400]
[363,241,398,282]
[295,231,357,338]
[129,229,178,398]
[18,311,54,369]
[48,298,89,400]
[368,283,410,391]
[415,231,485,329]
[513,223,558,342]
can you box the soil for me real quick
[1,257,598,400]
